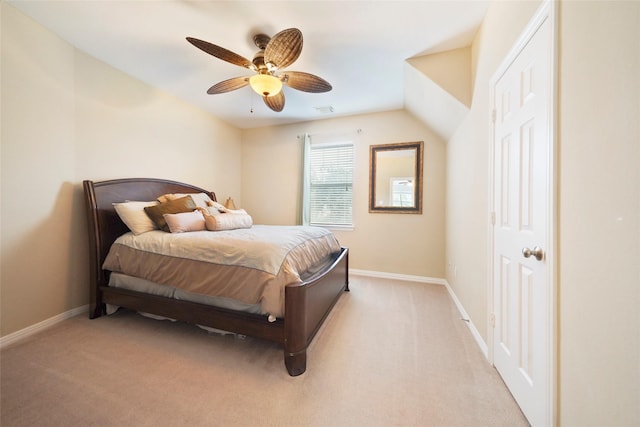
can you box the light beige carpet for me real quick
[1,277,529,426]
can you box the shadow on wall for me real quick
[0,181,90,335]
[69,182,91,308]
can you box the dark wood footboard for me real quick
[83,178,349,376]
[284,247,349,375]
[94,247,348,376]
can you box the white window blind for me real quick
[305,141,354,227]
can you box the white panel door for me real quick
[491,8,553,427]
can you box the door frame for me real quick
[487,0,558,425]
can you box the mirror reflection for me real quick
[369,141,423,214]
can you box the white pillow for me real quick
[163,211,206,233]
[189,193,214,209]
[113,201,159,235]
[200,206,222,216]
[206,199,228,212]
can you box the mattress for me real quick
[102,225,342,318]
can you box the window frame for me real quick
[302,137,355,230]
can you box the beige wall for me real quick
[241,110,446,278]
[448,0,639,425]
[558,1,639,425]
[0,4,242,336]
[407,46,472,108]
[446,0,542,342]
[4,1,639,424]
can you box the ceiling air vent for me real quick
[314,106,334,114]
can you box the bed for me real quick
[83,177,349,376]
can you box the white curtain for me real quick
[300,132,311,226]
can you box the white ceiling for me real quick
[7,0,489,129]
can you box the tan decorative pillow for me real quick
[157,193,212,209]
[144,196,197,232]
[202,210,253,231]
[163,211,206,233]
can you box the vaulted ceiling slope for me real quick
[7,0,488,130]
[405,47,474,140]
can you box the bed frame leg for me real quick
[89,287,104,319]
[284,350,307,376]
[89,304,103,319]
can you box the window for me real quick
[302,135,354,228]
[390,177,415,207]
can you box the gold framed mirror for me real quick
[369,141,424,214]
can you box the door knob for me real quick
[522,246,544,261]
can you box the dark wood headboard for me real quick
[83,178,216,317]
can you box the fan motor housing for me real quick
[253,33,270,50]
[252,51,267,72]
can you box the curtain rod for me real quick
[296,129,362,140]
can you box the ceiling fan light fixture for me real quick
[249,74,282,97]
[188,28,330,112]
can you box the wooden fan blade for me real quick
[207,76,249,94]
[263,91,285,112]
[186,37,256,70]
[282,71,332,93]
[264,28,303,70]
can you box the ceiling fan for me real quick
[186,28,332,112]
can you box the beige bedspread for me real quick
[102,225,341,318]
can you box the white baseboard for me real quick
[0,305,89,349]
[349,268,447,285]
[350,269,488,359]
[2,275,489,360]
[442,280,489,358]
